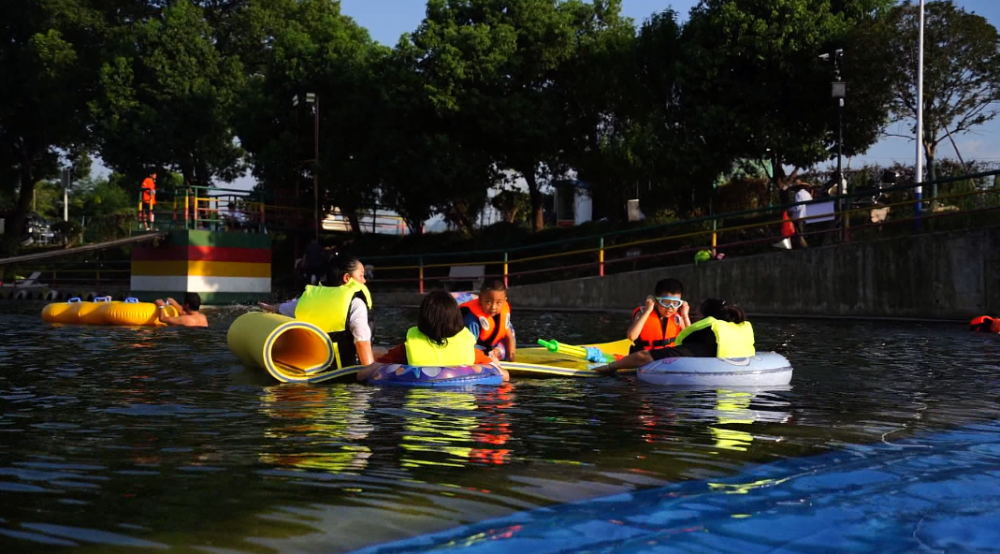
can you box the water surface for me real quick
[1,304,997,552]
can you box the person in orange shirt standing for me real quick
[140,173,157,230]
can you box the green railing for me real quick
[363,170,1000,292]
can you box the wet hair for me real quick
[327,255,362,285]
[480,278,507,293]
[654,278,683,296]
[417,291,465,346]
[699,298,745,324]
[184,292,201,312]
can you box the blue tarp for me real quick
[353,420,1000,553]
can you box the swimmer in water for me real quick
[155,293,209,327]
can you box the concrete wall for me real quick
[502,226,1000,320]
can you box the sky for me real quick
[96,0,1000,188]
[338,0,1000,171]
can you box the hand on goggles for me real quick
[656,296,683,310]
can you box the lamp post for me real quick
[915,0,925,228]
[825,49,847,240]
[293,92,321,240]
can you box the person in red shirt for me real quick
[140,173,157,230]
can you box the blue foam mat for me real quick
[352,420,1000,553]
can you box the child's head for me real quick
[698,298,746,324]
[478,278,508,317]
[327,255,365,286]
[418,291,465,345]
[653,278,683,316]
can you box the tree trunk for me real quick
[520,166,544,232]
[405,218,424,236]
[2,146,39,254]
[341,205,363,236]
[925,140,938,207]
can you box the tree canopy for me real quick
[3,0,998,252]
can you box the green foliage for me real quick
[491,190,532,223]
[0,0,108,252]
[91,0,246,188]
[875,0,1000,166]
[680,0,896,191]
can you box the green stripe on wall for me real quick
[167,230,272,249]
[128,290,270,305]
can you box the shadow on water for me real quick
[0,304,998,552]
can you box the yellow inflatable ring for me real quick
[41,297,177,327]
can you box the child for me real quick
[598,298,753,374]
[359,292,508,381]
[970,315,1000,333]
[626,278,691,353]
[459,279,516,362]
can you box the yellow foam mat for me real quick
[228,312,362,383]
[506,339,635,377]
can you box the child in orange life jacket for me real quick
[459,279,516,362]
[970,315,1000,333]
[626,278,691,353]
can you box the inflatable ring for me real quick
[637,352,793,387]
[366,363,504,387]
[41,297,177,326]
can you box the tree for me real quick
[91,0,246,190]
[411,0,616,231]
[0,1,108,252]
[879,1,1000,174]
[491,189,532,223]
[679,0,896,194]
[233,0,383,234]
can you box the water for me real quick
[1,304,998,552]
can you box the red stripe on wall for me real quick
[187,246,272,263]
[132,245,272,263]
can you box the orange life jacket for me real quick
[970,315,1000,333]
[631,307,682,351]
[460,299,510,349]
[141,177,156,205]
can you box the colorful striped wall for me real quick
[131,231,272,304]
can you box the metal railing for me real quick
[363,170,1000,292]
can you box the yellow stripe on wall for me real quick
[132,261,271,278]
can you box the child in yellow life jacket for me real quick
[597,298,753,374]
[627,278,691,352]
[459,279,516,362]
[358,291,508,381]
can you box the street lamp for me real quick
[915,0,926,227]
[293,92,321,240]
[822,49,847,240]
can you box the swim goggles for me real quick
[656,296,683,310]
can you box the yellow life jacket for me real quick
[404,327,478,366]
[675,316,756,358]
[294,279,372,333]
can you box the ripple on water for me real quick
[0,310,998,553]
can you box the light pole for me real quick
[915,0,925,228]
[823,49,847,240]
[293,92,321,240]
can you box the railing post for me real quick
[418,257,424,294]
[503,252,509,287]
[598,238,605,277]
[844,201,851,243]
[711,219,718,258]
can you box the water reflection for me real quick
[258,385,374,474]
[709,389,792,453]
[399,385,514,469]
[1,308,997,553]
